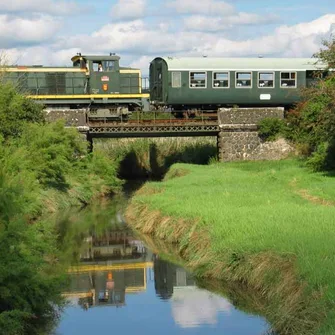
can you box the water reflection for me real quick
[55,202,269,335]
[63,223,152,309]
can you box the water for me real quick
[53,197,270,335]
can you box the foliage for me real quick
[0,167,65,334]
[314,37,335,69]
[0,83,44,139]
[0,84,123,333]
[258,118,285,141]
[287,37,335,171]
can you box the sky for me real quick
[0,0,334,74]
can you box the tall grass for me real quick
[96,137,217,179]
[127,159,335,334]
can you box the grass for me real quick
[96,137,217,179]
[126,159,335,334]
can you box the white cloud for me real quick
[167,0,235,16]
[171,287,231,328]
[64,14,335,57]
[3,13,335,74]
[0,0,81,16]
[5,47,79,66]
[110,0,147,20]
[208,14,335,57]
[0,15,61,46]
[183,13,279,32]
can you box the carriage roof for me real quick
[155,57,327,71]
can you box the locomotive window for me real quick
[102,61,116,71]
[93,62,99,72]
[213,72,229,88]
[236,72,252,88]
[280,72,297,88]
[172,72,181,88]
[258,72,274,88]
[190,72,207,88]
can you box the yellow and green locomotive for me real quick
[4,53,150,120]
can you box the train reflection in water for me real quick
[63,225,194,309]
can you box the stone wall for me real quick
[44,109,87,127]
[218,107,284,125]
[217,107,294,162]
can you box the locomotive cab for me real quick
[71,55,121,95]
[69,54,147,121]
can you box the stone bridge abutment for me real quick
[217,107,293,162]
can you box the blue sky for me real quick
[0,0,334,74]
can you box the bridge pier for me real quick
[217,107,290,162]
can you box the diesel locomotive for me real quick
[3,53,150,120]
[2,53,327,119]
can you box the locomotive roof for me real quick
[156,57,327,71]
[71,55,121,62]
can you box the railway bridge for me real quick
[61,107,289,162]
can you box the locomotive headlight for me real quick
[102,84,108,91]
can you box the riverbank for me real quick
[0,120,122,334]
[125,159,335,335]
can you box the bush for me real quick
[0,168,65,334]
[258,118,285,141]
[0,83,44,139]
[1,121,87,190]
[286,37,335,171]
[0,82,122,334]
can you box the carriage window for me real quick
[258,72,274,88]
[172,72,181,88]
[281,72,297,88]
[190,72,206,88]
[236,72,252,88]
[213,72,229,88]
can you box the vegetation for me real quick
[0,83,44,139]
[0,83,122,334]
[126,160,335,334]
[98,137,217,179]
[258,117,286,141]
[0,167,66,335]
[285,37,335,171]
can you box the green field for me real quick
[127,159,335,334]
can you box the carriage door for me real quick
[150,60,163,103]
[90,60,120,95]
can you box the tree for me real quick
[286,36,335,171]
[0,83,45,139]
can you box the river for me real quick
[52,193,270,335]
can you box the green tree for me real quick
[286,37,335,171]
[0,83,44,139]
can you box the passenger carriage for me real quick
[149,57,327,113]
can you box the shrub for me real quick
[0,83,44,139]
[286,37,335,171]
[258,118,285,141]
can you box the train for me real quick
[2,53,327,120]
